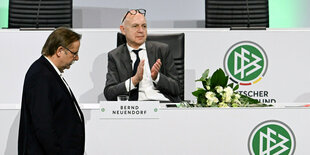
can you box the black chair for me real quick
[117,32,185,101]
[9,0,72,28]
[205,0,269,28]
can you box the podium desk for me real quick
[1,104,310,154]
[2,104,309,154]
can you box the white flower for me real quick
[210,96,219,103]
[215,86,223,93]
[205,92,219,106]
[223,94,231,102]
[206,86,211,90]
[234,93,241,99]
[223,87,233,96]
[206,100,213,106]
[205,91,215,99]
[221,87,233,102]
[219,102,229,108]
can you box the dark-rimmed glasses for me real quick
[61,46,78,58]
[121,9,146,23]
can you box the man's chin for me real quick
[66,62,75,69]
[136,40,146,45]
[136,37,146,42]
[65,65,71,70]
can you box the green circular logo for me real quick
[101,108,105,112]
[224,41,268,86]
[248,120,296,155]
[154,108,158,112]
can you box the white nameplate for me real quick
[100,101,160,119]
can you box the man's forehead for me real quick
[130,21,147,25]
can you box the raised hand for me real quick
[151,59,161,80]
[132,59,145,86]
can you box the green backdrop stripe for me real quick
[0,0,9,28]
[269,0,299,28]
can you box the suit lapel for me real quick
[120,45,134,77]
[39,56,84,122]
[39,56,72,98]
[146,42,156,69]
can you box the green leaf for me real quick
[202,69,209,79]
[233,84,239,91]
[195,77,205,82]
[210,68,228,88]
[195,69,209,82]
[206,79,211,86]
[192,88,206,97]
[224,76,229,87]
[197,93,207,105]
[202,81,207,90]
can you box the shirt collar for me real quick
[126,43,146,52]
[44,56,62,76]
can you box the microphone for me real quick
[128,60,133,100]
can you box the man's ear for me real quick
[120,25,125,35]
[55,46,63,57]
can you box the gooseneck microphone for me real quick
[128,60,133,100]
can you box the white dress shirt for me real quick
[125,43,169,101]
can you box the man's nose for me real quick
[75,55,79,61]
[137,26,144,32]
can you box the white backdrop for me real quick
[1,28,310,105]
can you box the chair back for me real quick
[205,0,269,28]
[9,0,72,28]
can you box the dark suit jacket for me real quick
[18,56,85,155]
[104,41,181,102]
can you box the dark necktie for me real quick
[130,49,142,100]
[132,49,142,75]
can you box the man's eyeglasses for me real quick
[61,46,78,58]
[121,9,146,23]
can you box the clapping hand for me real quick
[151,59,161,80]
[132,60,145,86]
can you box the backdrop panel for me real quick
[0,28,310,104]
[1,106,310,154]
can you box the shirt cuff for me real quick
[125,78,137,92]
[153,73,160,84]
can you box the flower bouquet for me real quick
[192,68,270,107]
